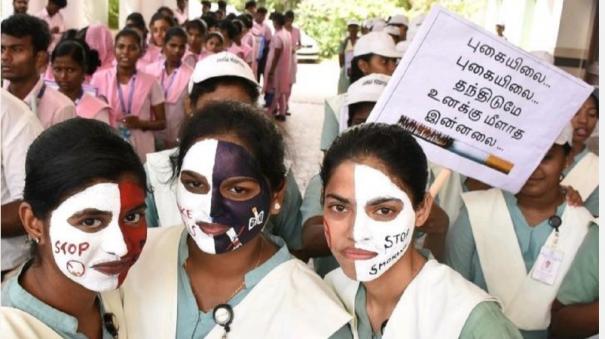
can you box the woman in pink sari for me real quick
[263,12,292,121]
[90,28,166,162]
[285,11,301,115]
[85,24,115,76]
[143,27,193,149]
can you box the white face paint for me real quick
[49,183,128,292]
[176,139,219,253]
[353,164,416,281]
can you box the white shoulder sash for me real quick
[205,259,351,339]
[326,260,493,339]
[561,152,599,201]
[0,307,63,339]
[121,225,183,338]
[145,148,182,227]
[464,189,591,330]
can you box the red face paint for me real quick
[117,180,147,285]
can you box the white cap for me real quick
[188,52,258,94]
[383,25,401,37]
[395,40,411,54]
[354,31,402,58]
[388,14,409,27]
[345,73,390,105]
[554,124,573,146]
[347,20,360,27]
[362,19,373,28]
[371,19,387,32]
[530,50,554,65]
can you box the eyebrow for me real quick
[367,197,402,206]
[124,204,147,213]
[325,193,350,204]
[70,209,113,218]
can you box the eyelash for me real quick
[79,218,103,228]
[124,212,143,225]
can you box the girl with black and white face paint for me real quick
[119,101,350,338]
[1,119,148,339]
[323,123,522,339]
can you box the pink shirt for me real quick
[143,61,193,147]
[182,50,200,69]
[174,8,188,25]
[76,92,111,124]
[86,24,115,72]
[18,77,76,129]
[264,29,292,94]
[138,44,163,70]
[36,8,65,52]
[242,31,259,76]
[90,68,165,161]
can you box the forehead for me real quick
[325,158,411,196]
[189,135,253,157]
[116,35,139,45]
[1,34,33,47]
[53,54,79,64]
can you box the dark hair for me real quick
[320,123,428,207]
[257,7,267,15]
[173,101,285,190]
[350,54,373,83]
[238,14,253,29]
[201,14,218,29]
[245,1,256,9]
[49,0,67,8]
[150,12,176,28]
[348,102,375,127]
[185,19,208,35]
[272,12,286,27]
[189,76,259,106]
[285,10,294,20]
[164,26,187,44]
[217,19,239,40]
[51,37,101,75]
[201,1,211,7]
[206,31,224,44]
[218,0,227,10]
[126,12,147,32]
[115,28,142,47]
[1,14,51,54]
[24,119,146,220]
[156,6,175,19]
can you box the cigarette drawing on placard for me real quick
[398,116,514,174]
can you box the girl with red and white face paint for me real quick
[1,119,148,339]
[120,101,351,338]
[322,123,522,339]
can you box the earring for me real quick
[559,173,565,182]
[30,236,39,244]
[274,202,281,210]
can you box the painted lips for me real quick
[197,222,229,236]
[343,247,378,260]
[91,259,132,276]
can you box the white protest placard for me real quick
[367,6,593,193]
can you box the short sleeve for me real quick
[301,174,323,224]
[584,189,599,217]
[273,35,283,50]
[459,301,523,339]
[444,206,477,281]
[320,100,340,151]
[150,80,165,106]
[557,223,599,305]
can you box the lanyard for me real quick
[161,66,179,98]
[31,83,47,116]
[117,74,137,115]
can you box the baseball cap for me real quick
[371,19,387,32]
[395,40,411,54]
[339,74,391,132]
[347,20,360,27]
[353,31,402,58]
[388,14,409,27]
[188,52,259,94]
[384,25,401,37]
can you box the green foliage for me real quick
[109,0,119,29]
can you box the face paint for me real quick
[49,181,147,292]
[176,139,271,254]
[352,164,415,281]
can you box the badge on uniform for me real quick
[531,246,564,285]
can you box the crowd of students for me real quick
[0,0,599,338]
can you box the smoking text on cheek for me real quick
[384,229,410,249]
[54,240,90,256]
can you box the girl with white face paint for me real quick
[120,101,350,338]
[1,119,148,339]
[323,123,522,339]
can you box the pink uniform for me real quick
[182,50,200,69]
[242,31,259,77]
[11,77,76,129]
[90,68,165,161]
[36,7,65,52]
[227,43,250,63]
[138,44,164,70]
[264,29,292,116]
[288,26,301,85]
[142,61,193,147]
[174,8,188,25]
[76,92,111,124]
